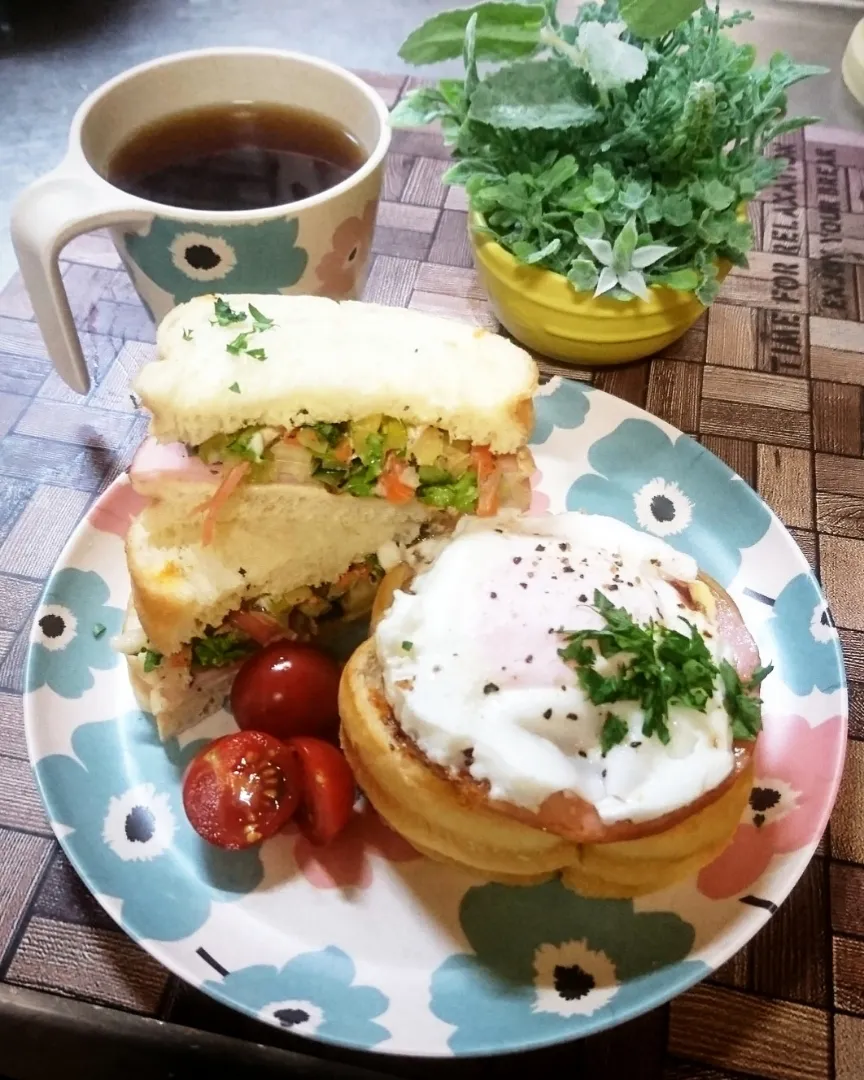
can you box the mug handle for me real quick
[11,166,153,394]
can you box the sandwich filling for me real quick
[121,555,385,677]
[194,417,534,515]
[375,514,770,826]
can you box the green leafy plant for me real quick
[392,0,826,303]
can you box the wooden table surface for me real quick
[0,72,862,1079]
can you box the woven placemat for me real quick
[0,72,861,1078]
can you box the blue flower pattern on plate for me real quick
[531,379,592,446]
[566,419,771,586]
[28,569,125,699]
[204,946,390,1049]
[430,880,706,1054]
[767,573,844,695]
[34,710,263,941]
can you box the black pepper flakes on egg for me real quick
[563,567,575,574]
[519,583,528,589]
[543,709,552,719]
[602,769,607,778]
[608,583,619,591]
[559,543,570,552]
[630,741,642,748]
[567,713,578,720]
[578,594,588,603]
[484,683,500,694]
[433,665,442,673]
[536,544,545,552]
[578,750,587,758]
[525,655,533,664]
[490,592,498,599]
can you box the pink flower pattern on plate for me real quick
[529,469,551,514]
[697,713,845,899]
[88,482,149,538]
[294,800,420,889]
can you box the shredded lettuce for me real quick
[418,470,479,511]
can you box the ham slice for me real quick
[130,437,220,487]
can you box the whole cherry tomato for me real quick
[183,730,302,849]
[287,736,356,846]
[231,642,341,741]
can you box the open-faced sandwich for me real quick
[339,512,771,898]
[116,295,538,739]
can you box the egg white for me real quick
[375,513,736,824]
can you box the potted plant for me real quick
[392,0,826,364]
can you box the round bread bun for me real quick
[341,561,759,898]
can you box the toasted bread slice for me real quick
[126,482,433,657]
[134,295,538,452]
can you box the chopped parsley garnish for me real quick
[192,631,255,669]
[92,623,106,639]
[248,303,274,330]
[719,660,774,740]
[558,589,771,746]
[141,648,163,674]
[182,328,193,341]
[228,382,241,394]
[227,331,253,355]
[246,347,267,361]
[402,640,413,651]
[600,713,629,756]
[213,297,246,326]
[313,422,344,447]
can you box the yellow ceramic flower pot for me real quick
[469,212,729,366]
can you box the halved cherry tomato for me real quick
[287,736,356,846]
[378,453,415,505]
[231,642,341,741]
[182,730,302,849]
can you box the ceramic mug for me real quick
[11,48,391,394]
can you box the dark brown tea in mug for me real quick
[107,102,365,212]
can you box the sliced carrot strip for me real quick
[195,461,251,546]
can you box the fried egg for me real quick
[374,513,742,825]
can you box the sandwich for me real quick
[131,293,539,535]
[117,295,539,739]
[339,512,771,898]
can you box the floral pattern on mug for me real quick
[315,200,377,298]
[28,569,124,698]
[124,217,308,305]
[697,713,845,899]
[293,800,419,889]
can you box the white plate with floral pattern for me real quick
[24,379,847,1057]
